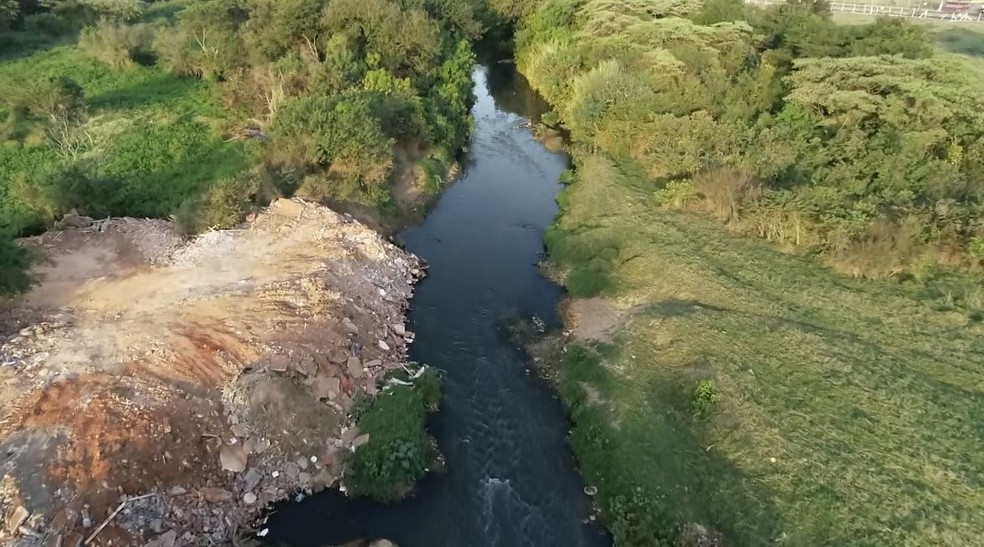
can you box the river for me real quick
[263,64,610,547]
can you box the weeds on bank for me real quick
[346,368,442,501]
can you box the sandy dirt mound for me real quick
[0,200,424,546]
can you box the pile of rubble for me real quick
[0,199,425,546]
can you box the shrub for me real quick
[653,179,697,209]
[23,13,72,36]
[79,19,155,69]
[174,169,271,235]
[0,234,33,298]
[415,368,442,411]
[690,379,720,418]
[692,167,761,223]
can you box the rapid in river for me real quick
[263,63,611,547]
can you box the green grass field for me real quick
[549,154,984,545]
[0,21,249,234]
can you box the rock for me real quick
[312,375,340,400]
[370,540,398,547]
[297,456,309,470]
[200,487,233,503]
[44,533,61,547]
[145,530,177,547]
[391,324,406,336]
[342,319,359,334]
[168,486,187,496]
[378,340,390,351]
[230,423,249,437]
[268,354,289,372]
[340,426,360,445]
[298,471,312,486]
[329,350,348,364]
[365,359,382,369]
[353,434,370,449]
[220,443,248,472]
[7,506,28,534]
[243,469,262,491]
[243,492,257,505]
[347,356,363,378]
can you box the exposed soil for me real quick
[0,200,424,546]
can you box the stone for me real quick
[353,434,370,449]
[200,487,233,503]
[298,472,312,486]
[296,457,309,470]
[145,530,177,547]
[369,540,398,547]
[346,356,363,378]
[365,359,382,369]
[268,355,289,373]
[312,376,340,400]
[329,350,348,364]
[220,444,248,473]
[391,324,406,336]
[168,486,187,496]
[243,492,257,505]
[378,340,390,351]
[341,319,359,335]
[7,506,28,534]
[243,469,262,491]
[230,424,248,438]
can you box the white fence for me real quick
[743,0,984,21]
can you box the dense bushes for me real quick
[1,0,485,295]
[514,0,984,277]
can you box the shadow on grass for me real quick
[932,27,984,57]
[87,72,205,112]
[559,345,783,545]
[0,33,73,63]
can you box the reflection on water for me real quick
[262,65,610,547]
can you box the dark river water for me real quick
[264,64,610,547]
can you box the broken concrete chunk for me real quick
[230,423,248,438]
[329,349,348,364]
[353,434,370,449]
[342,319,359,334]
[243,468,262,491]
[200,487,233,503]
[7,506,29,534]
[145,530,177,547]
[268,354,289,373]
[378,340,390,351]
[243,492,257,505]
[220,444,248,473]
[347,356,363,378]
[391,324,406,336]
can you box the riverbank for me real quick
[544,156,984,545]
[0,199,428,545]
[508,0,984,545]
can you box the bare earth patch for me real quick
[0,199,424,546]
[561,297,623,343]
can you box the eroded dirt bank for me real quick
[0,199,423,546]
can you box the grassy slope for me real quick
[550,152,984,545]
[0,23,249,232]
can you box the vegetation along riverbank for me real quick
[0,0,492,296]
[497,0,984,545]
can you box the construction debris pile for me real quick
[0,199,424,546]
